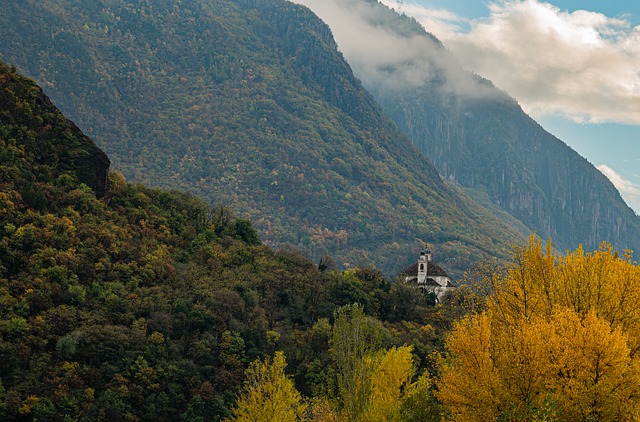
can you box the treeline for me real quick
[4,55,640,421]
[226,238,640,422]
[1,58,455,421]
[0,167,452,420]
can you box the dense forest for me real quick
[0,0,529,276]
[0,61,451,420]
[4,60,640,421]
[226,238,640,421]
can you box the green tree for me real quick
[329,304,382,420]
[0,378,6,419]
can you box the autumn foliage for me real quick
[437,236,640,421]
[228,304,439,422]
[228,351,307,422]
[7,54,640,420]
[1,60,451,420]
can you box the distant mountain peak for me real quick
[300,0,640,252]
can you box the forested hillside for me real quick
[0,0,527,275]
[298,0,640,254]
[4,61,640,421]
[0,61,451,420]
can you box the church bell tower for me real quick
[417,249,430,284]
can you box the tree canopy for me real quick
[437,237,640,421]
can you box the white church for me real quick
[402,247,454,302]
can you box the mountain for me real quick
[295,0,640,254]
[0,64,110,199]
[0,0,527,274]
[0,60,455,421]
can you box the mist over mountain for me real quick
[295,0,640,253]
[3,57,640,422]
[0,0,527,275]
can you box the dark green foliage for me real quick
[0,62,457,419]
[0,0,526,276]
[0,63,110,196]
[234,219,260,245]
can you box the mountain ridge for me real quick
[295,0,640,253]
[0,0,527,275]
[0,62,110,198]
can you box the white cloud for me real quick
[383,3,469,40]
[290,0,504,99]
[391,0,640,124]
[598,164,640,211]
[290,0,640,212]
[292,0,443,87]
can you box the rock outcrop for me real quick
[0,62,110,196]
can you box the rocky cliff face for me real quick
[300,0,640,253]
[379,84,640,252]
[0,62,110,196]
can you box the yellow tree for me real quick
[362,345,418,422]
[547,308,640,421]
[489,236,640,344]
[332,342,436,422]
[437,236,640,421]
[436,313,508,421]
[227,351,307,422]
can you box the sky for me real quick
[293,0,640,214]
[376,0,640,213]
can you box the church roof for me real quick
[400,261,450,279]
[424,277,441,286]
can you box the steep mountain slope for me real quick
[0,0,526,274]
[0,64,110,198]
[0,61,456,420]
[295,0,640,254]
